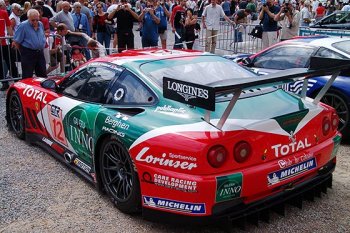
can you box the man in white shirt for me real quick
[341,3,350,11]
[202,0,234,54]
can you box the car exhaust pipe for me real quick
[64,152,75,164]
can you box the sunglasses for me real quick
[31,19,39,22]
[97,6,102,8]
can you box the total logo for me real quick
[23,85,48,104]
[271,138,311,157]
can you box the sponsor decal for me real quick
[101,126,125,137]
[278,153,313,169]
[42,137,53,146]
[104,116,129,130]
[331,135,341,159]
[115,112,128,121]
[163,77,215,111]
[216,173,242,202]
[68,125,94,153]
[143,196,205,214]
[74,158,91,173]
[51,105,61,118]
[73,116,86,129]
[48,105,68,146]
[135,147,197,170]
[271,137,311,157]
[22,85,48,104]
[114,88,124,101]
[142,172,197,192]
[154,105,186,114]
[268,157,317,186]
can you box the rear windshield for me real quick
[139,55,256,88]
[332,40,350,55]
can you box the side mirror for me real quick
[241,57,252,67]
[41,79,57,90]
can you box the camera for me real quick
[284,3,289,12]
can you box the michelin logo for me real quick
[143,196,205,214]
[268,158,317,186]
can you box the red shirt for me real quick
[316,6,326,18]
[0,9,11,46]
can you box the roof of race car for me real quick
[97,49,207,66]
[282,36,350,51]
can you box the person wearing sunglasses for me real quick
[12,9,47,79]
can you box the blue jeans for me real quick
[142,37,158,48]
[97,32,111,55]
[234,29,242,42]
[173,27,184,49]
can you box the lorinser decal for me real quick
[135,147,198,170]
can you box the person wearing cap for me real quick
[274,0,300,41]
[0,0,18,91]
[12,9,47,78]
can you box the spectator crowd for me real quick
[0,0,349,90]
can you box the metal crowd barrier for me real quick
[0,34,65,84]
[196,19,264,54]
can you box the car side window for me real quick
[315,47,347,59]
[106,70,157,106]
[77,67,116,103]
[253,46,315,69]
[61,65,118,103]
[61,68,92,98]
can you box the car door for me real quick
[41,62,118,170]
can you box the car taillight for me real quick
[234,141,252,163]
[207,145,227,168]
[331,113,339,131]
[322,116,331,136]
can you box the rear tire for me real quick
[8,90,25,139]
[99,136,141,214]
[321,90,350,140]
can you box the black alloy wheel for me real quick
[321,91,350,139]
[99,137,141,213]
[8,91,25,139]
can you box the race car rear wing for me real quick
[163,57,350,130]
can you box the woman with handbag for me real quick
[93,3,111,55]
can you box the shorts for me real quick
[50,50,63,67]
[159,30,167,41]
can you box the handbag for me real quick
[250,23,263,39]
[106,24,116,35]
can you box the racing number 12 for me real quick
[52,119,64,141]
[48,105,68,146]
